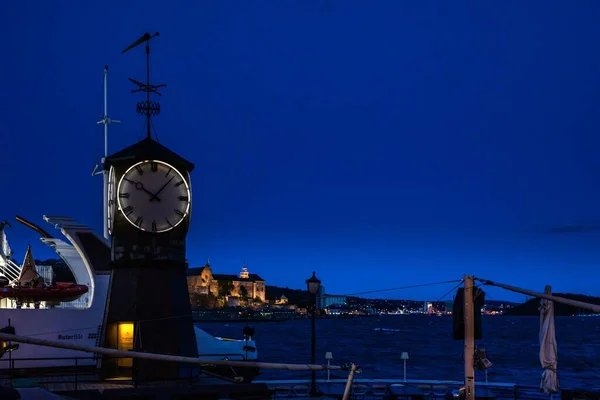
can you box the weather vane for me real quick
[121,32,165,139]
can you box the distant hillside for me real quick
[265,285,311,305]
[505,293,600,316]
[486,299,519,307]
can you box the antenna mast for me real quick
[92,65,120,240]
[122,32,165,139]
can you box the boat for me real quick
[0,64,260,384]
[0,281,89,304]
[0,245,89,306]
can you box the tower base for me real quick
[101,264,198,382]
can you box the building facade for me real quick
[321,294,347,309]
[317,285,347,309]
[187,261,266,302]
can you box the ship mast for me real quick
[93,66,120,240]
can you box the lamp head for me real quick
[306,271,321,296]
[401,352,409,360]
[325,351,333,360]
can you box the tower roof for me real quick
[104,137,194,171]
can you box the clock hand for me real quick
[149,176,175,202]
[124,178,160,201]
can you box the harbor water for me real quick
[199,314,600,391]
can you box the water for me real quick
[198,315,600,390]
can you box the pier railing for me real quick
[259,378,562,400]
[0,354,589,400]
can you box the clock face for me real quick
[107,166,116,235]
[116,160,191,233]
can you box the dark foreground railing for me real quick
[0,352,253,392]
[3,355,596,400]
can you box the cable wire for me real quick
[437,279,464,302]
[342,279,463,297]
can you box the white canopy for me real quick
[539,285,559,394]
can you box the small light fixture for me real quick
[325,352,333,360]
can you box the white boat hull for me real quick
[0,274,110,370]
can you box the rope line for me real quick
[437,279,464,302]
[342,279,463,297]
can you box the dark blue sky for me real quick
[2,1,600,301]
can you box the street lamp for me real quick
[306,271,321,397]
[401,352,409,381]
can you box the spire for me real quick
[121,32,164,140]
[206,257,210,266]
[240,260,249,279]
[18,245,40,285]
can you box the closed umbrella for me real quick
[539,285,559,395]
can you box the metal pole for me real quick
[102,66,108,240]
[146,42,151,139]
[0,331,344,372]
[341,363,358,400]
[310,297,317,397]
[464,275,476,400]
[403,359,407,381]
[96,65,120,240]
[103,66,108,159]
[474,277,600,313]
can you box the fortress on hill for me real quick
[186,261,266,302]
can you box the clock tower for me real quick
[100,33,198,381]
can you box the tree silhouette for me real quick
[240,285,248,299]
[218,280,234,297]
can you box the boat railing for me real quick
[0,350,251,369]
[0,354,216,390]
[0,355,98,372]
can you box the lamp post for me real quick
[401,352,409,381]
[306,271,321,397]
[325,352,333,382]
